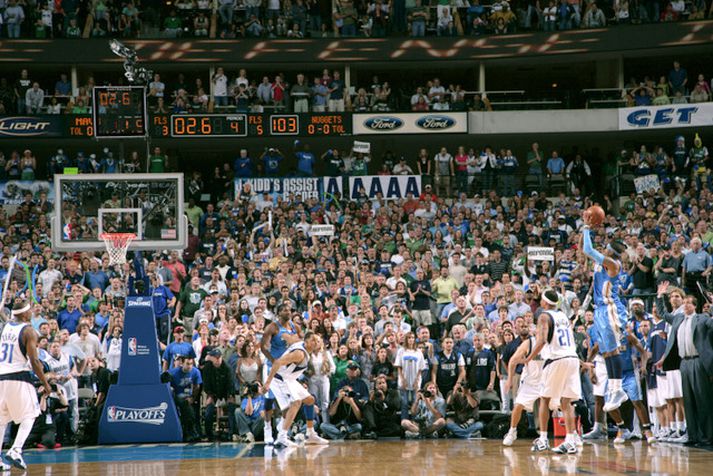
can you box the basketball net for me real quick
[100,233,136,266]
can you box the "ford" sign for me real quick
[0,116,52,136]
[363,116,404,130]
[416,115,456,130]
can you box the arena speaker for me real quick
[98,296,182,444]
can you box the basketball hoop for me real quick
[100,233,136,266]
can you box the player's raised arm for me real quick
[581,211,621,276]
[581,211,604,266]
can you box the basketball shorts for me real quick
[514,377,542,412]
[593,306,627,354]
[541,358,582,402]
[0,380,40,425]
[647,376,667,408]
[662,370,683,399]
[592,355,608,397]
[270,375,311,411]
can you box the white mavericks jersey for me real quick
[521,336,546,383]
[545,310,578,359]
[0,322,31,375]
[276,342,309,381]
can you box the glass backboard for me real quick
[52,173,187,252]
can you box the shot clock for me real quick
[167,113,350,138]
[92,86,148,138]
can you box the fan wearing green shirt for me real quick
[149,146,168,172]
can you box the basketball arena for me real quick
[0,12,713,476]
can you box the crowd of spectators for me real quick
[623,61,713,107]
[3,60,713,116]
[0,128,712,446]
[1,0,712,39]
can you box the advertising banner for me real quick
[618,103,713,130]
[347,175,422,200]
[235,177,323,201]
[353,113,468,135]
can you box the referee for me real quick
[682,238,712,310]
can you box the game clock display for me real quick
[92,86,148,138]
[164,113,350,138]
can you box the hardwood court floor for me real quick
[22,439,713,476]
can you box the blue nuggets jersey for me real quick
[592,265,627,318]
[592,264,628,354]
[271,321,296,360]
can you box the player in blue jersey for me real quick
[580,211,630,412]
[260,303,301,444]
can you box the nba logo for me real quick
[128,337,137,356]
[107,406,117,421]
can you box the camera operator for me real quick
[401,382,446,438]
[234,381,265,443]
[320,384,364,440]
[445,382,484,439]
[202,349,236,440]
[28,378,70,448]
[363,375,402,439]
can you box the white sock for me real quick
[565,433,575,443]
[592,422,601,431]
[539,431,548,441]
[0,423,6,452]
[11,419,33,452]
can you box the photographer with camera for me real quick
[363,375,402,439]
[321,385,363,440]
[445,382,483,439]
[320,361,367,439]
[401,381,446,438]
[234,381,265,443]
[27,379,70,449]
[202,349,236,441]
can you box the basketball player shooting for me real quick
[580,208,630,413]
[0,299,51,470]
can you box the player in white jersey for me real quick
[263,332,328,447]
[526,289,582,455]
[0,300,51,470]
[502,333,547,446]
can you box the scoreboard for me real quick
[92,86,148,138]
[158,113,350,138]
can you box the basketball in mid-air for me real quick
[586,205,605,226]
